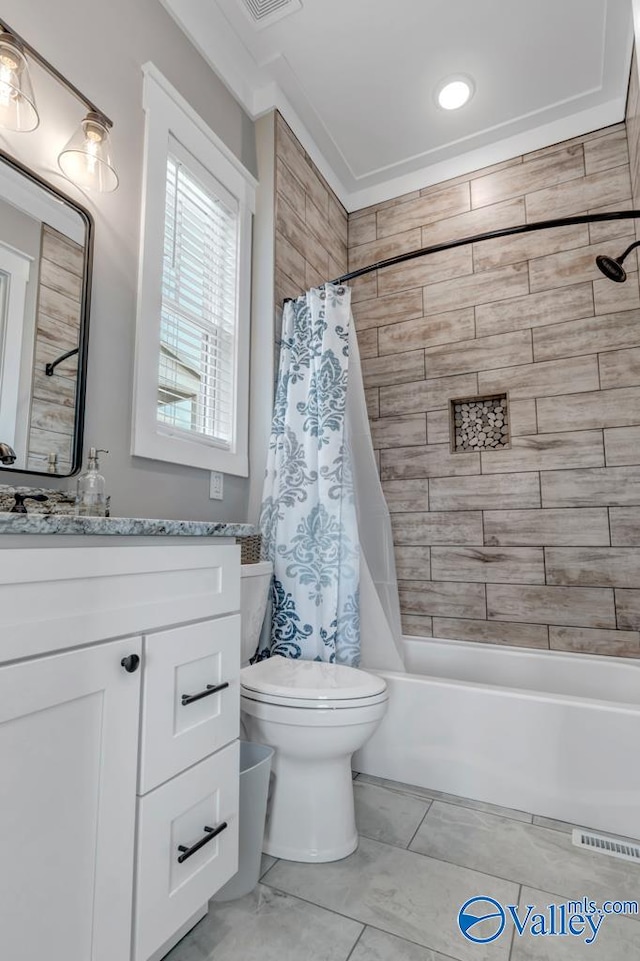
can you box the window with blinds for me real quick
[134,68,253,475]
[157,145,239,449]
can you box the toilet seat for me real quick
[240,657,388,709]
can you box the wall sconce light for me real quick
[0,34,39,132]
[58,112,118,192]
[0,18,118,192]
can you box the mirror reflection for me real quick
[0,151,90,476]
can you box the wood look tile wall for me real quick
[348,115,640,657]
[275,105,640,657]
[273,112,348,351]
[27,225,83,473]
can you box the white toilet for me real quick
[240,561,388,863]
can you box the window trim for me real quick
[132,64,255,476]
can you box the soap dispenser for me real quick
[75,447,109,516]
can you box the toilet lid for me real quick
[240,657,387,702]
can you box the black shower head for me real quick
[596,254,627,283]
[596,239,640,283]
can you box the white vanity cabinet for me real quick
[0,542,241,961]
[0,636,142,961]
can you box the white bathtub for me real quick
[355,636,640,839]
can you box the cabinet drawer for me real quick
[0,544,240,662]
[139,616,240,794]
[134,741,239,961]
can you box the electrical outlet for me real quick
[209,471,224,500]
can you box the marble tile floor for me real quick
[165,773,640,961]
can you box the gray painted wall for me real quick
[0,0,257,521]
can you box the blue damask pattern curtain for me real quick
[258,284,360,666]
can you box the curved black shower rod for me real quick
[283,210,640,305]
[45,346,79,377]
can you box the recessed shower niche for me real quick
[450,393,510,452]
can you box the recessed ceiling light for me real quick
[436,76,475,111]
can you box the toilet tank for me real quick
[240,561,273,662]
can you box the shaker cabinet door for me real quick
[0,637,141,961]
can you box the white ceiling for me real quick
[162,0,634,210]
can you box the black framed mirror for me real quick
[0,147,92,477]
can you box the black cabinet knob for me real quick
[121,654,140,673]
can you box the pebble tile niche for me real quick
[451,394,510,452]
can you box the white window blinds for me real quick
[158,141,239,449]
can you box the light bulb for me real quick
[0,62,16,109]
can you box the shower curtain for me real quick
[258,283,404,671]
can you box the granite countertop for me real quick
[0,514,256,537]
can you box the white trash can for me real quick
[213,740,274,902]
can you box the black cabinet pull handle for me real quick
[177,822,227,863]
[181,681,229,706]
[121,654,140,673]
